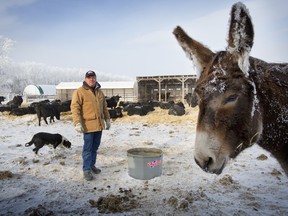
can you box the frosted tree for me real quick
[0,36,15,75]
[0,35,132,96]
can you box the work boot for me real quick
[83,171,93,181]
[91,166,101,174]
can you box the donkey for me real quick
[173,2,288,175]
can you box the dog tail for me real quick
[25,141,33,147]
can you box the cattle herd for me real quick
[105,94,197,118]
[0,96,70,126]
[0,93,198,125]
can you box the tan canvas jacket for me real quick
[71,83,110,133]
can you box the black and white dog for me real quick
[25,132,71,155]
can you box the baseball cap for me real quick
[85,70,96,77]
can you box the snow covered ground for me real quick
[0,107,288,215]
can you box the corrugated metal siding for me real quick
[56,81,137,102]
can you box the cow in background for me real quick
[7,96,23,108]
[0,96,5,104]
[0,96,23,112]
[0,105,13,112]
[32,101,60,126]
[146,99,160,107]
[108,107,123,119]
[9,107,36,116]
[120,101,141,109]
[125,105,149,116]
[57,100,71,112]
[168,102,185,116]
[184,92,198,107]
[49,99,71,113]
[160,101,174,109]
[106,95,121,109]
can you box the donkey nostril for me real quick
[195,157,213,172]
[203,157,213,171]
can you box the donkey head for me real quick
[173,2,263,174]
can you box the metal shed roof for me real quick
[23,84,56,95]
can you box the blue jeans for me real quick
[82,131,102,172]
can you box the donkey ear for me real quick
[227,2,254,75]
[173,26,214,78]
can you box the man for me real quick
[71,70,111,181]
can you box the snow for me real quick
[0,108,288,215]
[56,82,82,90]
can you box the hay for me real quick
[114,107,199,125]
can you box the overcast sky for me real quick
[1,0,287,78]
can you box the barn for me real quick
[137,75,197,102]
[56,75,197,103]
[56,81,137,101]
[23,84,56,103]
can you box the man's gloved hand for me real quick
[75,123,84,133]
[105,119,111,130]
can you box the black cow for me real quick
[9,107,36,116]
[0,96,5,104]
[106,95,121,109]
[7,96,23,108]
[142,100,161,112]
[34,103,60,126]
[168,102,185,116]
[121,102,141,111]
[119,101,132,108]
[30,100,50,108]
[0,105,14,112]
[49,99,71,113]
[57,100,71,112]
[146,99,160,107]
[125,105,149,116]
[121,100,156,115]
[160,101,174,109]
[184,92,198,107]
[141,104,155,113]
[108,107,123,118]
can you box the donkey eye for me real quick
[224,94,238,104]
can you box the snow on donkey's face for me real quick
[174,2,288,175]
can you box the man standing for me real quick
[71,70,111,181]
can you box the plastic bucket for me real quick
[127,148,163,180]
